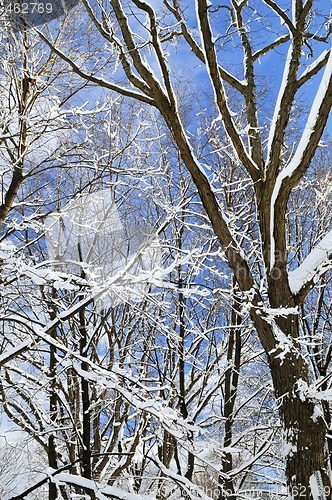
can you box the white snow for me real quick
[309,471,327,500]
[282,427,297,459]
[0,339,32,366]
[262,306,298,319]
[311,405,323,423]
[269,321,294,363]
[297,50,329,82]
[288,229,332,294]
[292,0,296,25]
[306,388,332,402]
[295,378,309,402]
[266,43,293,165]
[0,241,16,260]
[282,441,297,458]
[16,471,157,500]
[153,458,213,500]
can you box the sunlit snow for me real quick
[45,189,163,309]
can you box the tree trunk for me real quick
[48,295,59,500]
[79,308,92,481]
[48,343,58,500]
[270,352,330,499]
[219,284,241,500]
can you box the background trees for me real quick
[0,1,332,499]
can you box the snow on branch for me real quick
[150,457,214,500]
[297,49,330,85]
[288,230,332,295]
[266,43,293,167]
[12,468,157,500]
[281,49,332,179]
[0,339,32,366]
[52,473,156,499]
[0,319,198,440]
[270,49,332,269]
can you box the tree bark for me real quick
[270,350,330,499]
[219,282,241,500]
[48,341,58,500]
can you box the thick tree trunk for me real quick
[270,353,330,499]
[265,284,331,498]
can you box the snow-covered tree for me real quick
[1,1,332,498]
[30,0,332,497]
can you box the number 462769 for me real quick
[6,3,53,14]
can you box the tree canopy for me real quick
[0,1,332,499]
